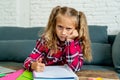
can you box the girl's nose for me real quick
[62,29,66,35]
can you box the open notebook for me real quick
[33,65,79,80]
[0,66,16,74]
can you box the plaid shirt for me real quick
[24,37,83,72]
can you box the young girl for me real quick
[24,6,92,72]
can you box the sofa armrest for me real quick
[112,32,120,73]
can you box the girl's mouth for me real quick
[59,36,66,41]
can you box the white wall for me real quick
[0,0,17,25]
[0,0,120,35]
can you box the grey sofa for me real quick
[0,25,120,78]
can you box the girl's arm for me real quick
[64,40,83,72]
[23,38,47,71]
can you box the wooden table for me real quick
[76,70,119,80]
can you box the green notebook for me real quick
[0,73,6,77]
[16,70,33,80]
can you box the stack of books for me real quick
[0,66,16,77]
[33,65,79,80]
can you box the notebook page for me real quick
[0,66,16,74]
[33,65,77,79]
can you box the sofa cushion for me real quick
[0,40,36,62]
[112,32,120,73]
[84,43,113,66]
[0,27,44,40]
[88,25,108,43]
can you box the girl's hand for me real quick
[31,58,45,72]
[66,29,78,41]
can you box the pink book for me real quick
[0,69,24,80]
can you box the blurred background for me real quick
[0,0,120,35]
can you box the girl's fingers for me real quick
[36,67,44,72]
[33,58,45,72]
[68,30,78,39]
[37,58,42,63]
[34,63,45,72]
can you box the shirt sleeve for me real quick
[64,40,83,72]
[23,38,47,71]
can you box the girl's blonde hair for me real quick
[43,6,92,62]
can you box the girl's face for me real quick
[55,15,76,42]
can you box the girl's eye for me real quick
[57,25,63,29]
[66,28,72,31]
